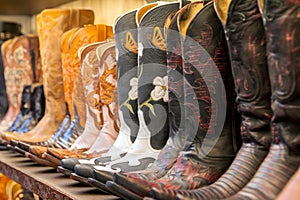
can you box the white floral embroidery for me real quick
[128,77,138,100]
[138,42,143,57]
[151,76,168,102]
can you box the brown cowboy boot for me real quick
[0,35,41,132]
[1,9,94,143]
[176,0,273,199]
[225,0,300,199]
[276,168,300,200]
[26,25,114,166]
[0,22,22,121]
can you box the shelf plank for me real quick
[0,0,76,15]
[0,149,120,200]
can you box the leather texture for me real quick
[226,0,300,199]
[111,7,188,199]
[1,9,94,143]
[88,8,140,164]
[16,83,45,133]
[147,2,238,199]
[0,42,8,121]
[6,84,32,132]
[175,0,272,199]
[0,22,23,121]
[93,1,180,177]
[0,35,41,132]
[60,9,141,174]
[277,168,300,200]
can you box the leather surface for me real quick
[1,9,94,143]
[0,35,41,132]
[148,3,238,198]
[0,42,8,120]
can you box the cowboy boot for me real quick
[11,28,79,155]
[225,0,300,199]
[91,0,179,178]
[0,43,8,121]
[58,8,141,176]
[77,41,119,155]
[0,22,22,121]
[108,5,190,199]
[1,9,94,143]
[81,3,180,191]
[6,84,32,132]
[0,35,41,132]
[23,27,113,166]
[175,0,273,199]
[146,1,241,199]
[276,168,300,200]
[53,42,109,172]
[16,83,45,133]
[28,27,114,166]
[38,42,103,168]
[43,41,119,167]
[4,34,41,133]
[66,24,113,146]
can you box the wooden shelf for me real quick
[0,0,76,15]
[0,149,120,200]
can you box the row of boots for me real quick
[0,0,299,200]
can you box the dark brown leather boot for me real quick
[176,0,273,199]
[225,0,300,199]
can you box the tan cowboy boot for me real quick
[26,25,113,165]
[1,9,94,143]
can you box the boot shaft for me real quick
[114,9,140,143]
[217,0,273,148]
[263,0,300,153]
[1,35,41,111]
[61,24,113,123]
[36,9,94,114]
[30,83,45,121]
[179,1,238,162]
[0,42,8,119]
[137,2,179,150]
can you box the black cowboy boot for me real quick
[85,2,179,188]
[0,43,8,121]
[224,0,300,199]
[148,1,240,199]
[6,85,32,132]
[176,0,273,199]
[17,83,45,133]
[106,3,197,199]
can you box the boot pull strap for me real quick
[180,0,190,8]
[96,24,107,42]
[69,9,80,27]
